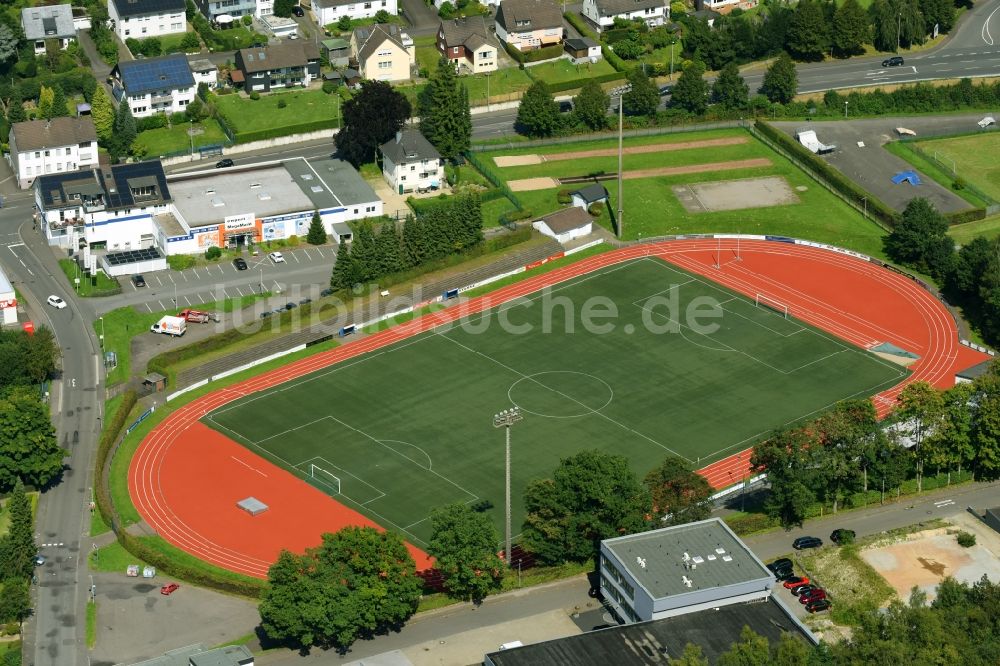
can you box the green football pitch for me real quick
[203,258,906,547]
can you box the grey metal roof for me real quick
[236,41,320,74]
[380,129,441,165]
[21,4,75,41]
[594,0,667,17]
[189,645,254,666]
[354,24,408,65]
[187,58,216,73]
[439,16,491,49]
[957,359,992,379]
[539,206,592,234]
[496,0,563,33]
[565,37,599,50]
[603,518,772,599]
[111,0,185,19]
[303,157,380,208]
[572,183,608,204]
[485,596,813,665]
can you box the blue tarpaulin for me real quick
[891,170,922,185]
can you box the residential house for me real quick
[260,14,299,38]
[495,0,563,52]
[436,17,498,74]
[322,37,351,66]
[379,129,444,194]
[533,207,592,244]
[581,0,669,33]
[9,117,99,190]
[692,4,724,23]
[351,24,414,82]
[695,0,739,13]
[234,42,321,93]
[312,0,399,26]
[21,4,76,55]
[193,0,259,22]
[188,58,219,89]
[110,54,196,118]
[564,36,602,63]
[0,266,16,326]
[108,0,186,40]
[570,183,608,210]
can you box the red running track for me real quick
[129,240,989,578]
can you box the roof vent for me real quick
[310,185,324,193]
[300,174,313,181]
[715,548,726,555]
[211,197,225,207]
[257,191,271,201]
[204,188,215,195]
[707,554,717,561]
[636,556,646,569]
[691,556,704,564]
[722,555,733,562]
[681,575,692,588]
[250,183,261,189]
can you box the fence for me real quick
[904,139,999,212]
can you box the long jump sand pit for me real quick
[493,136,750,167]
[508,176,562,191]
[673,175,799,213]
[507,159,774,192]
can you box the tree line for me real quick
[330,194,483,291]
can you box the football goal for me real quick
[309,463,342,495]
[754,294,789,319]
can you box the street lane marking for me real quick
[235,286,244,296]
[984,5,998,46]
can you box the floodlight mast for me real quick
[493,407,523,566]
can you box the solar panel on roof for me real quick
[119,54,194,95]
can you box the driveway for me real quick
[399,0,442,35]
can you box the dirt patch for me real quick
[539,136,749,163]
[623,158,772,181]
[873,351,919,367]
[494,154,543,167]
[672,174,794,213]
[861,526,1000,602]
[508,176,562,191]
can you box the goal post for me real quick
[754,294,789,319]
[309,463,341,495]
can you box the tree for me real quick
[717,626,772,666]
[0,480,36,581]
[0,23,17,65]
[6,88,25,125]
[0,390,65,492]
[948,235,992,299]
[671,60,708,114]
[786,0,831,61]
[335,80,411,166]
[623,66,659,117]
[971,366,1000,480]
[273,0,296,17]
[90,85,115,143]
[772,632,811,665]
[897,381,945,492]
[870,0,925,51]
[418,57,471,159]
[521,450,651,565]
[50,84,70,119]
[306,211,327,245]
[883,197,955,278]
[759,52,797,104]
[711,62,749,110]
[428,503,505,602]
[670,643,710,665]
[516,81,561,138]
[643,456,712,526]
[259,527,421,649]
[112,101,138,160]
[751,428,816,528]
[37,85,55,121]
[920,0,955,34]
[329,237,356,290]
[833,0,870,57]
[573,79,610,130]
[932,382,975,482]
[812,399,876,512]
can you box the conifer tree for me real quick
[418,57,472,159]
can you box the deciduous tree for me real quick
[711,61,749,110]
[884,197,955,279]
[418,57,472,159]
[643,456,712,525]
[573,79,610,130]
[786,0,831,61]
[90,85,115,143]
[759,52,797,104]
[273,0,296,17]
[259,527,421,649]
[717,626,772,666]
[833,0,870,57]
[622,66,659,117]
[0,391,64,492]
[516,81,561,137]
[428,503,504,602]
[897,381,945,492]
[521,450,651,565]
[670,643,710,665]
[671,60,708,114]
[335,80,411,166]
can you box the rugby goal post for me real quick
[754,294,789,319]
[309,464,342,494]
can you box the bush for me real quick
[136,114,168,131]
[249,91,260,100]
[337,15,352,31]
[181,31,202,51]
[242,14,253,26]
[277,98,287,108]
[167,254,196,271]
[557,189,572,204]
[724,512,779,535]
[322,78,337,94]
[170,112,188,126]
[588,201,605,216]
[204,246,222,260]
[953,177,966,190]
[956,531,977,547]
[3,621,20,636]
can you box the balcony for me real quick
[151,93,173,105]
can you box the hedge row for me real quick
[504,42,565,65]
[752,121,899,228]
[544,70,626,94]
[945,208,987,225]
[563,12,599,41]
[94,390,138,535]
[215,113,340,144]
[464,150,524,210]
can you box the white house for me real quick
[312,0,399,25]
[110,54,196,118]
[21,4,76,55]
[188,58,220,89]
[581,0,669,33]
[108,0,186,40]
[533,207,593,244]
[0,266,16,326]
[495,0,563,52]
[570,183,608,210]
[437,17,499,74]
[259,14,299,38]
[9,117,99,190]
[379,130,444,194]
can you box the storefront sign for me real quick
[224,213,255,230]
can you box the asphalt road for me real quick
[1,200,102,666]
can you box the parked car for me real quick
[285,302,297,310]
[791,584,817,597]
[46,295,67,309]
[269,251,285,263]
[320,288,334,297]
[800,589,827,604]
[558,101,573,113]
[783,576,810,590]
[260,311,272,319]
[882,56,904,67]
[33,555,46,566]
[830,529,856,545]
[659,85,673,96]
[131,274,146,288]
[805,598,832,613]
[299,297,311,305]
[216,158,235,169]
[233,257,248,271]
[160,583,180,595]
[292,4,304,16]
[766,558,793,573]
[793,536,822,550]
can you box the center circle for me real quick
[507,371,614,419]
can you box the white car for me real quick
[46,295,67,309]
[979,116,996,129]
[269,252,285,264]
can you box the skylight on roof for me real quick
[211,197,225,207]
[310,185,324,193]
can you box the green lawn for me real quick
[948,214,1000,245]
[213,90,341,135]
[205,258,905,547]
[159,31,200,54]
[526,58,617,84]
[58,259,122,297]
[90,541,149,573]
[481,196,518,228]
[479,129,891,257]
[399,67,534,108]
[884,140,991,208]
[910,133,1000,203]
[133,119,229,158]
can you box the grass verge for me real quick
[86,601,97,649]
[884,141,990,208]
[948,213,1000,245]
[796,543,896,625]
[58,259,121,297]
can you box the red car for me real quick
[783,576,809,589]
[160,583,180,595]
[800,589,827,604]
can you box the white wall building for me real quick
[21,4,77,55]
[0,265,17,326]
[9,117,99,190]
[111,54,196,118]
[533,207,592,244]
[108,0,187,40]
[312,0,399,25]
[188,58,220,89]
[379,130,444,194]
[581,0,669,33]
